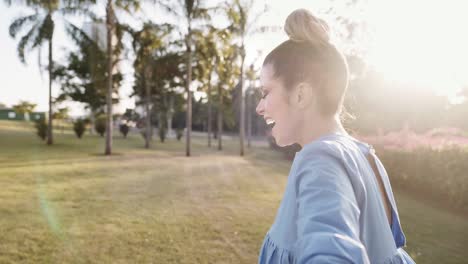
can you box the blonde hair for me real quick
[284,9,330,47]
[263,9,349,116]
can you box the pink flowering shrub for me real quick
[356,127,468,151]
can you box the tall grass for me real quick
[378,147,468,212]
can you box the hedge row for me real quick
[377,147,468,212]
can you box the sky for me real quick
[1,0,468,117]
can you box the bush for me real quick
[176,128,183,141]
[119,123,129,138]
[95,115,106,137]
[158,119,167,143]
[378,147,468,212]
[73,119,86,138]
[34,118,47,141]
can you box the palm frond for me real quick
[65,21,100,51]
[9,14,39,38]
[31,14,54,49]
[17,24,39,63]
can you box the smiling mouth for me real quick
[266,119,276,130]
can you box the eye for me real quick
[261,90,269,99]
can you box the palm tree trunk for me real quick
[167,95,173,137]
[239,49,246,156]
[144,65,151,149]
[105,0,113,155]
[185,29,192,157]
[247,88,252,148]
[47,36,53,145]
[207,72,212,147]
[90,110,95,135]
[217,85,223,151]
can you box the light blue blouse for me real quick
[258,132,415,264]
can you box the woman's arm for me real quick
[294,153,370,264]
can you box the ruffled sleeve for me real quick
[258,233,295,264]
[294,147,371,264]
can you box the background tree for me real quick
[165,0,212,156]
[12,100,37,116]
[131,36,184,141]
[129,22,172,148]
[193,26,222,147]
[52,106,69,134]
[214,29,240,150]
[5,0,96,145]
[7,0,58,145]
[54,22,123,134]
[225,0,268,156]
[103,0,143,155]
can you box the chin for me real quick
[271,125,297,147]
[275,140,296,148]
[272,133,295,147]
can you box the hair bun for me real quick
[284,9,330,46]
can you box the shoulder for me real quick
[293,139,352,192]
[295,138,346,169]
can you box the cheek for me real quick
[277,102,300,132]
[275,98,292,119]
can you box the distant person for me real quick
[255,9,415,264]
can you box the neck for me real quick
[297,114,347,147]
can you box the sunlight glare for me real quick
[364,0,468,95]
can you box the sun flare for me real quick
[362,0,468,95]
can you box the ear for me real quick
[293,82,314,109]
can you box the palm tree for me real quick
[53,22,123,132]
[103,0,144,155]
[105,0,114,155]
[225,0,269,156]
[214,30,240,151]
[6,0,97,145]
[193,26,220,147]
[6,0,58,145]
[103,0,166,155]
[129,22,172,149]
[164,0,211,156]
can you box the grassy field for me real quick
[0,120,467,263]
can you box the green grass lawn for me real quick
[0,120,467,263]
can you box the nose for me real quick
[256,98,265,116]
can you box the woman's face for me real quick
[256,64,301,147]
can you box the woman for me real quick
[255,9,415,264]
